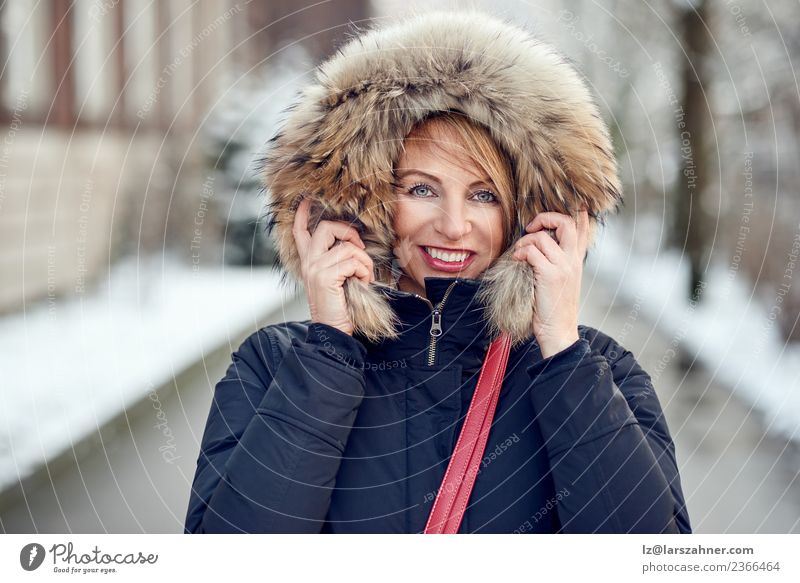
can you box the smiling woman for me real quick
[391,112,514,296]
[185,10,691,535]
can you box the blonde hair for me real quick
[397,111,516,247]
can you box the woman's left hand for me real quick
[511,208,590,359]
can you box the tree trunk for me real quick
[672,0,713,305]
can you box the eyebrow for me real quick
[395,169,495,189]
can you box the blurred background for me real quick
[0,0,798,533]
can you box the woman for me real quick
[184,11,691,534]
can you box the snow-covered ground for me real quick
[0,254,291,492]
[586,217,800,445]
[0,50,319,495]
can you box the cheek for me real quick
[393,199,429,237]
[476,208,506,252]
[392,203,409,237]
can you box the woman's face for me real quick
[392,123,506,297]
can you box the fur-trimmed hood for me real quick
[261,10,622,347]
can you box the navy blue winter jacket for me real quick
[185,277,692,533]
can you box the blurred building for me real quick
[0,0,370,314]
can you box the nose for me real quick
[434,198,472,242]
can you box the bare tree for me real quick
[671,0,714,303]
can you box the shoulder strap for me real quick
[424,331,513,534]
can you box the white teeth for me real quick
[425,246,469,263]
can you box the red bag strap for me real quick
[423,331,512,534]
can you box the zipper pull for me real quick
[430,310,443,337]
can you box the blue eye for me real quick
[474,190,498,203]
[408,183,434,198]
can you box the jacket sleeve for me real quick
[184,322,367,533]
[527,330,692,534]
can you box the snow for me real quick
[586,218,800,445]
[0,254,292,492]
[0,53,311,494]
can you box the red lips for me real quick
[419,246,477,273]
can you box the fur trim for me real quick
[260,10,622,345]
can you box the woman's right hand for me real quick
[292,197,375,336]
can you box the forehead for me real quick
[396,132,491,184]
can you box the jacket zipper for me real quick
[409,280,459,366]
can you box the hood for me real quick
[261,10,622,347]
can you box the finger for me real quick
[313,242,375,284]
[513,231,556,252]
[292,197,313,249]
[515,231,564,264]
[525,212,578,255]
[317,241,375,276]
[309,219,366,260]
[513,240,551,274]
[320,257,371,286]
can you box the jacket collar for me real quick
[360,277,495,369]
